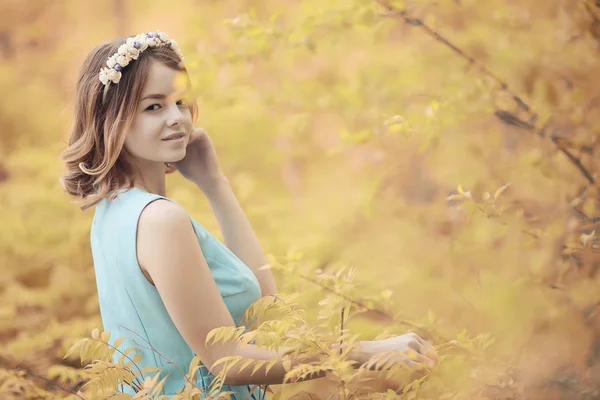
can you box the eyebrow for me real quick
[142,90,189,99]
[141,93,168,101]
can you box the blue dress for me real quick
[90,186,265,399]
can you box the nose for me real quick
[165,102,186,128]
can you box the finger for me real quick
[428,350,440,365]
[407,333,432,353]
[409,367,430,381]
[407,338,421,352]
[407,338,434,361]
[412,333,430,348]
[397,358,432,377]
[422,343,440,364]
[409,336,439,364]
[189,127,204,140]
[404,349,436,369]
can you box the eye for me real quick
[145,103,161,112]
[144,99,186,112]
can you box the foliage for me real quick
[1,0,600,398]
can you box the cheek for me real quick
[184,109,194,128]
[123,117,149,151]
[122,132,145,157]
[122,135,135,156]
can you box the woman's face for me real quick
[123,59,193,167]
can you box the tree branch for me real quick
[376,0,597,186]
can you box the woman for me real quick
[59,31,438,399]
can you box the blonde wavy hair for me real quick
[59,36,198,211]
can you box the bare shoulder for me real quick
[138,199,189,231]
[136,199,192,276]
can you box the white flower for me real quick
[106,56,117,68]
[125,43,138,52]
[99,67,122,85]
[99,68,110,85]
[170,40,184,60]
[116,54,130,67]
[118,44,129,55]
[129,47,140,60]
[126,37,136,47]
[107,69,121,84]
[158,32,170,42]
[138,40,149,52]
[130,34,148,51]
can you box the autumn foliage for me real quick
[2,0,600,399]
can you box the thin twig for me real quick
[297,273,437,338]
[377,5,525,108]
[118,325,206,394]
[339,307,348,400]
[340,307,345,356]
[16,367,86,400]
[376,0,598,186]
[89,338,146,390]
[542,116,595,184]
[551,135,596,184]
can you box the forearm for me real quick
[199,177,278,296]
[216,339,372,386]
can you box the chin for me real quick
[170,152,187,163]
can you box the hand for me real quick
[172,127,226,191]
[363,333,439,375]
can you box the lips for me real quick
[162,132,185,141]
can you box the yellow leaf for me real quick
[580,230,595,247]
[482,337,496,350]
[427,309,436,325]
[63,339,86,360]
[282,358,292,372]
[139,366,162,374]
[239,358,256,374]
[494,183,511,200]
[189,355,203,370]
[206,330,216,346]
[113,337,126,349]
[265,360,277,374]
[252,361,266,375]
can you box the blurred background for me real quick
[2,0,600,398]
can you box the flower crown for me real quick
[99,31,184,102]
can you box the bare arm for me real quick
[200,177,278,297]
[137,200,370,386]
[205,338,372,386]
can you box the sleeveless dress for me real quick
[90,186,265,399]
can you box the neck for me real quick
[130,159,168,197]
